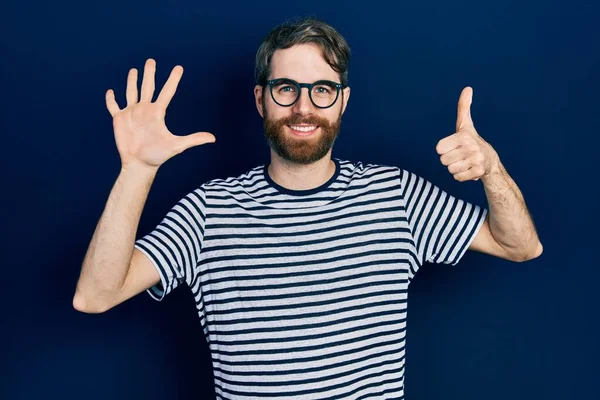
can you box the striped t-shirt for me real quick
[134,158,487,400]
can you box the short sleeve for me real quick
[399,168,487,268]
[134,186,207,301]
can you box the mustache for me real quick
[276,115,331,126]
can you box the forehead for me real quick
[269,43,339,82]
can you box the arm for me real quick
[436,87,542,262]
[74,59,215,313]
[469,161,542,262]
[73,165,160,313]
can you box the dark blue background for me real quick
[2,0,596,399]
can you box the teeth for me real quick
[290,125,317,132]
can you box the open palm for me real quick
[105,58,215,169]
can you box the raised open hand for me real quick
[105,58,215,170]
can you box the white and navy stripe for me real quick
[134,158,487,399]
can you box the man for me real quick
[73,16,542,400]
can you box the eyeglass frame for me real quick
[264,78,347,109]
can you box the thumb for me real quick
[176,132,216,153]
[456,86,474,132]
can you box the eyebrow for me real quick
[275,77,338,83]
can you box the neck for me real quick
[267,151,336,191]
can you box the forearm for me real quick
[481,160,542,261]
[74,164,157,311]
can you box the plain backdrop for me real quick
[1,0,597,399]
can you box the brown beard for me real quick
[262,96,342,165]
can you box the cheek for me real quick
[324,105,342,120]
[264,102,291,120]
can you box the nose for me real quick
[292,87,316,116]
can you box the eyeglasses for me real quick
[265,78,346,109]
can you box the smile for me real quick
[288,125,318,136]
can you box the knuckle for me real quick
[436,140,444,151]
[459,132,471,141]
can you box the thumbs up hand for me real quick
[435,87,500,182]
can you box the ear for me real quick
[341,86,351,115]
[254,85,265,118]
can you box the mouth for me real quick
[287,124,319,136]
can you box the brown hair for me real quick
[254,16,351,87]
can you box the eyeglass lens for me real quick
[271,80,338,108]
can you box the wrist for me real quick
[120,162,159,179]
[484,155,504,177]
